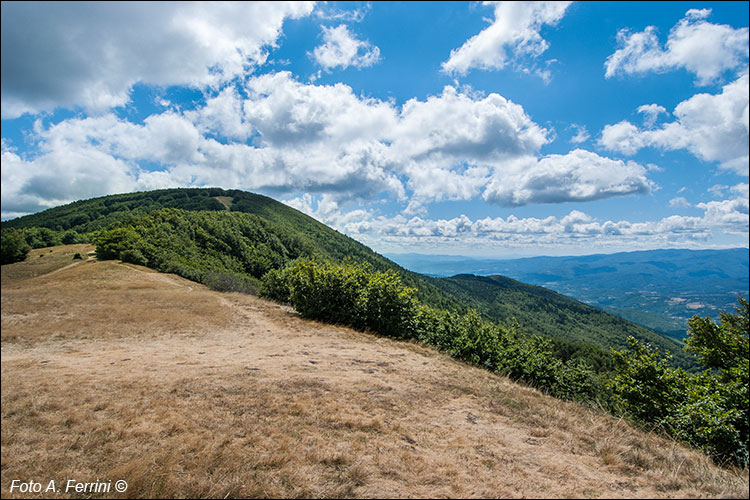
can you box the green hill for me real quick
[430,274,695,369]
[2,187,695,369]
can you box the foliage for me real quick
[259,267,292,303]
[433,273,697,371]
[203,272,258,294]
[610,338,690,423]
[268,259,421,340]
[685,297,749,372]
[92,209,310,290]
[1,229,31,264]
[610,297,749,466]
[94,226,142,260]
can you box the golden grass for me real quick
[2,249,748,498]
[1,244,94,285]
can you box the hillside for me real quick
[388,249,750,340]
[1,188,693,368]
[431,274,697,369]
[2,245,747,498]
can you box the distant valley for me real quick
[388,248,750,341]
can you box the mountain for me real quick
[388,249,750,340]
[2,187,695,368]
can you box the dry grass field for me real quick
[2,245,748,498]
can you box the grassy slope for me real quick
[2,187,693,366]
[1,248,746,498]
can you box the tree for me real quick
[610,297,749,466]
[685,297,749,372]
[1,229,31,264]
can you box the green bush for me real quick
[120,248,148,266]
[203,272,258,294]
[259,268,291,302]
[94,226,142,260]
[610,338,690,423]
[265,259,421,339]
[1,229,31,264]
[610,298,749,466]
[61,230,81,245]
[265,259,606,404]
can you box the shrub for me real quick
[120,248,148,266]
[266,259,421,339]
[1,229,31,264]
[259,268,291,303]
[611,297,749,468]
[610,337,689,423]
[94,226,142,260]
[62,230,81,245]
[203,272,258,294]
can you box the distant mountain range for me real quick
[387,248,750,340]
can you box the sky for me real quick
[1,1,748,257]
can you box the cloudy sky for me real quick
[1,1,748,257]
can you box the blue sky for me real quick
[1,1,748,257]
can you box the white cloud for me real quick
[605,9,749,85]
[599,120,645,156]
[313,3,370,23]
[600,74,750,174]
[483,149,653,207]
[1,72,657,219]
[730,182,749,197]
[569,124,590,144]
[1,142,140,217]
[188,87,255,142]
[669,197,691,208]
[394,86,549,162]
[311,25,381,71]
[637,104,668,128]
[696,197,749,232]
[319,193,748,253]
[0,2,315,118]
[442,1,571,77]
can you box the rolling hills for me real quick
[2,187,695,369]
[388,249,750,341]
[1,245,746,498]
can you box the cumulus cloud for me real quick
[0,1,314,117]
[600,74,750,174]
[442,1,571,77]
[1,142,141,218]
[307,193,748,253]
[669,197,691,208]
[483,149,653,207]
[311,25,381,71]
[605,9,749,85]
[1,72,657,219]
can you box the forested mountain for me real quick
[389,249,749,341]
[2,187,692,367]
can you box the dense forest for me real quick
[2,187,747,465]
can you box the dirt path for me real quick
[2,258,747,498]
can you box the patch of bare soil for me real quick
[2,252,748,498]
